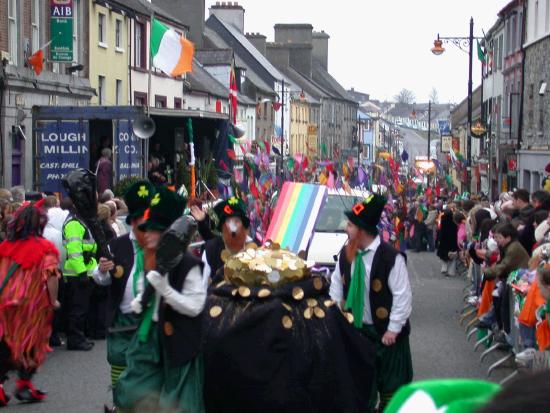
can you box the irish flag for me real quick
[151,18,194,77]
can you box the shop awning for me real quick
[149,107,229,120]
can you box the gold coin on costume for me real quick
[113,265,124,279]
[231,288,238,296]
[209,306,223,318]
[375,307,389,319]
[292,287,304,300]
[221,250,232,262]
[345,312,354,324]
[372,279,383,293]
[164,321,174,336]
[238,286,251,298]
[324,300,335,308]
[314,307,325,318]
[282,315,293,329]
[258,289,271,298]
[282,303,292,312]
[215,280,227,288]
[313,277,323,290]
[304,307,313,319]
[307,298,318,308]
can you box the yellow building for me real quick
[289,96,310,156]
[89,2,129,106]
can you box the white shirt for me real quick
[92,230,145,314]
[329,236,412,334]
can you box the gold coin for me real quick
[238,286,251,298]
[245,242,258,250]
[372,279,383,293]
[221,250,232,262]
[313,277,323,290]
[314,307,325,319]
[231,288,238,296]
[164,321,174,336]
[215,280,227,288]
[113,265,124,279]
[324,300,335,308]
[345,312,354,324]
[375,307,389,320]
[307,298,318,308]
[292,287,304,300]
[282,315,293,329]
[282,302,292,312]
[304,307,313,319]
[258,288,271,298]
[209,306,223,318]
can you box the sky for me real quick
[205,0,507,104]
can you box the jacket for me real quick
[62,215,97,277]
[483,240,529,281]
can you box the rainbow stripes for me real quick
[265,182,327,252]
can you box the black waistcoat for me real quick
[106,234,134,327]
[158,253,204,367]
[204,236,225,280]
[338,241,410,338]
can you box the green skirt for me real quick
[107,312,140,367]
[114,323,205,413]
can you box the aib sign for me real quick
[51,0,73,17]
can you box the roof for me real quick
[207,14,284,81]
[195,49,234,66]
[111,0,188,29]
[311,60,356,104]
[276,65,326,104]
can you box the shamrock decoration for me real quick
[137,185,149,198]
[228,197,239,206]
[151,193,161,206]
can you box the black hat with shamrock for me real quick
[124,180,156,224]
[138,187,187,232]
[212,196,250,231]
[344,193,387,235]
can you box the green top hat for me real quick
[124,180,156,224]
[212,196,250,231]
[138,187,187,232]
[344,193,386,234]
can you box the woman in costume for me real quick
[0,200,60,406]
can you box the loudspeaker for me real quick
[133,116,156,139]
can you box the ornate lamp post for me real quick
[432,17,482,191]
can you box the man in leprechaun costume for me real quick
[114,187,206,413]
[93,180,155,397]
[190,196,251,287]
[330,193,413,412]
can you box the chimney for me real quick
[273,24,313,78]
[312,30,330,70]
[209,1,245,33]
[266,42,290,69]
[153,0,205,48]
[246,32,267,56]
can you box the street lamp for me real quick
[432,17,482,191]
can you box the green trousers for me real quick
[361,325,413,412]
[114,323,205,413]
[107,312,140,388]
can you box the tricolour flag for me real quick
[150,18,194,77]
[476,40,486,66]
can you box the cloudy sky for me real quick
[205,0,507,104]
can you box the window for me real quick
[539,82,545,132]
[174,98,182,109]
[498,35,503,70]
[32,0,40,52]
[155,95,167,108]
[134,92,147,106]
[98,76,105,104]
[8,0,17,65]
[115,79,122,105]
[115,20,122,49]
[98,13,106,44]
[135,22,146,68]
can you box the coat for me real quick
[437,210,458,261]
[483,240,530,281]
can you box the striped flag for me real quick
[151,18,194,77]
[229,54,238,125]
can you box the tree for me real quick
[429,87,439,104]
[394,89,415,104]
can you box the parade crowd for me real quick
[0,172,549,413]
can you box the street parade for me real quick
[0,0,550,412]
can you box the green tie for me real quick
[345,250,367,329]
[136,241,156,343]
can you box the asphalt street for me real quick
[400,127,428,162]
[4,251,513,412]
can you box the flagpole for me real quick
[144,11,155,176]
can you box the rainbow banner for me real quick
[265,182,327,253]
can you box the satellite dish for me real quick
[133,116,156,139]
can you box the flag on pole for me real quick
[476,40,486,66]
[229,54,238,125]
[27,49,44,75]
[150,18,194,77]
